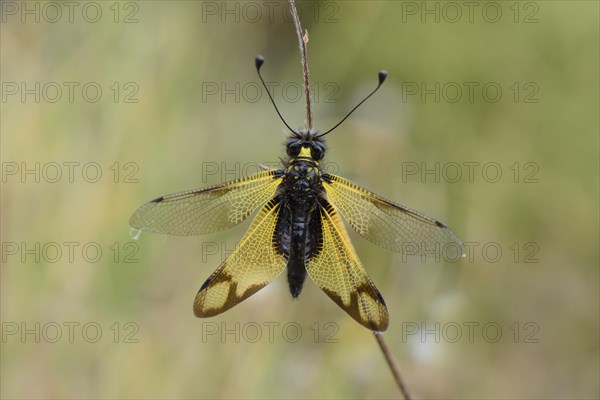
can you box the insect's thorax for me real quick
[282,147,324,203]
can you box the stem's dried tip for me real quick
[288,0,312,129]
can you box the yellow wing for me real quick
[306,199,389,332]
[323,174,464,258]
[130,170,282,235]
[194,197,286,317]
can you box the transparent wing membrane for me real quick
[130,170,282,236]
[324,174,464,260]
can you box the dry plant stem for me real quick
[374,332,413,400]
[288,0,313,129]
[287,1,410,398]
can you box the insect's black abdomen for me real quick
[286,206,310,297]
[276,200,323,298]
[277,154,325,298]
[272,195,309,297]
[287,256,307,297]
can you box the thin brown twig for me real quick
[288,0,313,129]
[286,2,411,398]
[374,332,413,400]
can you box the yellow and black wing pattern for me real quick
[129,150,463,330]
[306,198,389,332]
[130,169,287,318]
[323,174,465,258]
[194,196,286,317]
[130,170,282,236]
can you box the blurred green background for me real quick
[1,1,598,399]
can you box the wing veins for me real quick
[130,170,282,236]
[324,174,464,257]
[194,198,286,317]
[306,201,388,331]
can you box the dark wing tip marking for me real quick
[367,317,388,332]
[375,290,386,306]
[199,277,212,291]
[194,266,273,318]
[435,220,446,228]
[321,286,389,332]
[151,196,165,203]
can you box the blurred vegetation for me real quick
[1,1,598,399]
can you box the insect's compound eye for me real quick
[287,142,301,157]
[311,146,323,160]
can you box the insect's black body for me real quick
[275,128,327,297]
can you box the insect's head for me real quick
[255,55,387,157]
[286,128,326,160]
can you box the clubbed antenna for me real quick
[318,70,388,137]
[255,55,299,137]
